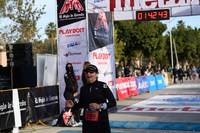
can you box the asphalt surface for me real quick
[19,77,200,133]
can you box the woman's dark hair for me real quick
[65,63,76,82]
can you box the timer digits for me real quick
[136,9,170,21]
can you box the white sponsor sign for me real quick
[89,44,116,98]
[58,20,88,110]
[118,95,200,113]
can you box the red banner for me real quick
[128,77,139,96]
[116,78,130,100]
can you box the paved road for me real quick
[19,77,200,133]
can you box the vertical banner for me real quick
[57,0,87,110]
[156,74,166,89]
[146,75,157,92]
[88,12,116,99]
[116,78,129,100]
[128,77,139,96]
[135,76,150,94]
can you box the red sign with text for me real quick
[128,77,139,96]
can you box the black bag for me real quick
[56,107,75,127]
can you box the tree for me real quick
[114,20,167,67]
[2,0,46,43]
[45,22,56,54]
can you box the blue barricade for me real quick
[156,74,165,89]
[135,76,150,94]
[147,75,157,92]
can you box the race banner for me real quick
[135,76,150,94]
[156,74,165,89]
[57,0,87,110]
[87,0,200,20]
[29,86,59,122]
[128,77,139,96]
[88,12,116,99]
[146,75,157,92]
[0,90,14,130]
[116,78,130,100]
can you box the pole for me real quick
[169,22,174,68]
[85,0,90,61]
[173,38,179,68]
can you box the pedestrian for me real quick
[121,66,125,77]
[115,62,119,78]
[124,65,131,77]
[191,65,197,82]
[82,61,91,86]
[144,67,151,76]
[197,66,200,79]
[186,66,191,80]
[65,64,116,133]
[183,68,187,82]
[177,66,183,84]
[63,63,81,126]
[167,66,173,84]
[173,66,178,84]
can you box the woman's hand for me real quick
[89,103,101,109]
[65,100,74,108]
[73,92,78,97]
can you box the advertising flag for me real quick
[57,0,87,110]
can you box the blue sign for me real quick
[135,76,150,94]
[147,75,157,92]
[156,74,165,89]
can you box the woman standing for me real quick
[65,64,116,133]
[63,63,81,126]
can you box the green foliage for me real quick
[114,20,167,64]
[45,22,57,54]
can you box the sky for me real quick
[2,0,200,41]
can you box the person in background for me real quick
[191,65,197,82]
[183,68,187,82]
[144,67,152,76]
[149,67,155,76]
[167,66,173,83]
[115,62,119,78]
[121,66,125,77]
[63,63,81,126]
[197,66,200,79]
[177,66,184,84]
[82,61,91,86]
[65,64,116,133]
[186,66,191,81]
[173,66,178,84]
[124,65,131,77]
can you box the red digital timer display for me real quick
[136,9,170,21]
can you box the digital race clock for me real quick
[136,9,170,21]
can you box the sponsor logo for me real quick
[157,79,162,84]
[98,69,101,74]
[138,81,148,89]
[74,69,79,73]
[120,107,200,113]
[94,0,104,3]
[129,81,137,87]
[93,52,111,60]
[71,62,81,65]
[150,81,155,86]
[60,0,84,14]
[75,75,80,80]
[94,12,109,39]
[67,41,81,48]
[110,0,199,12]
[59,28,85,34]
[93,6,107,10]
[103,71,113,76]
[108,81,114,86]
[64,52,82,57]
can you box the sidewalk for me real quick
[19,78,200,133]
